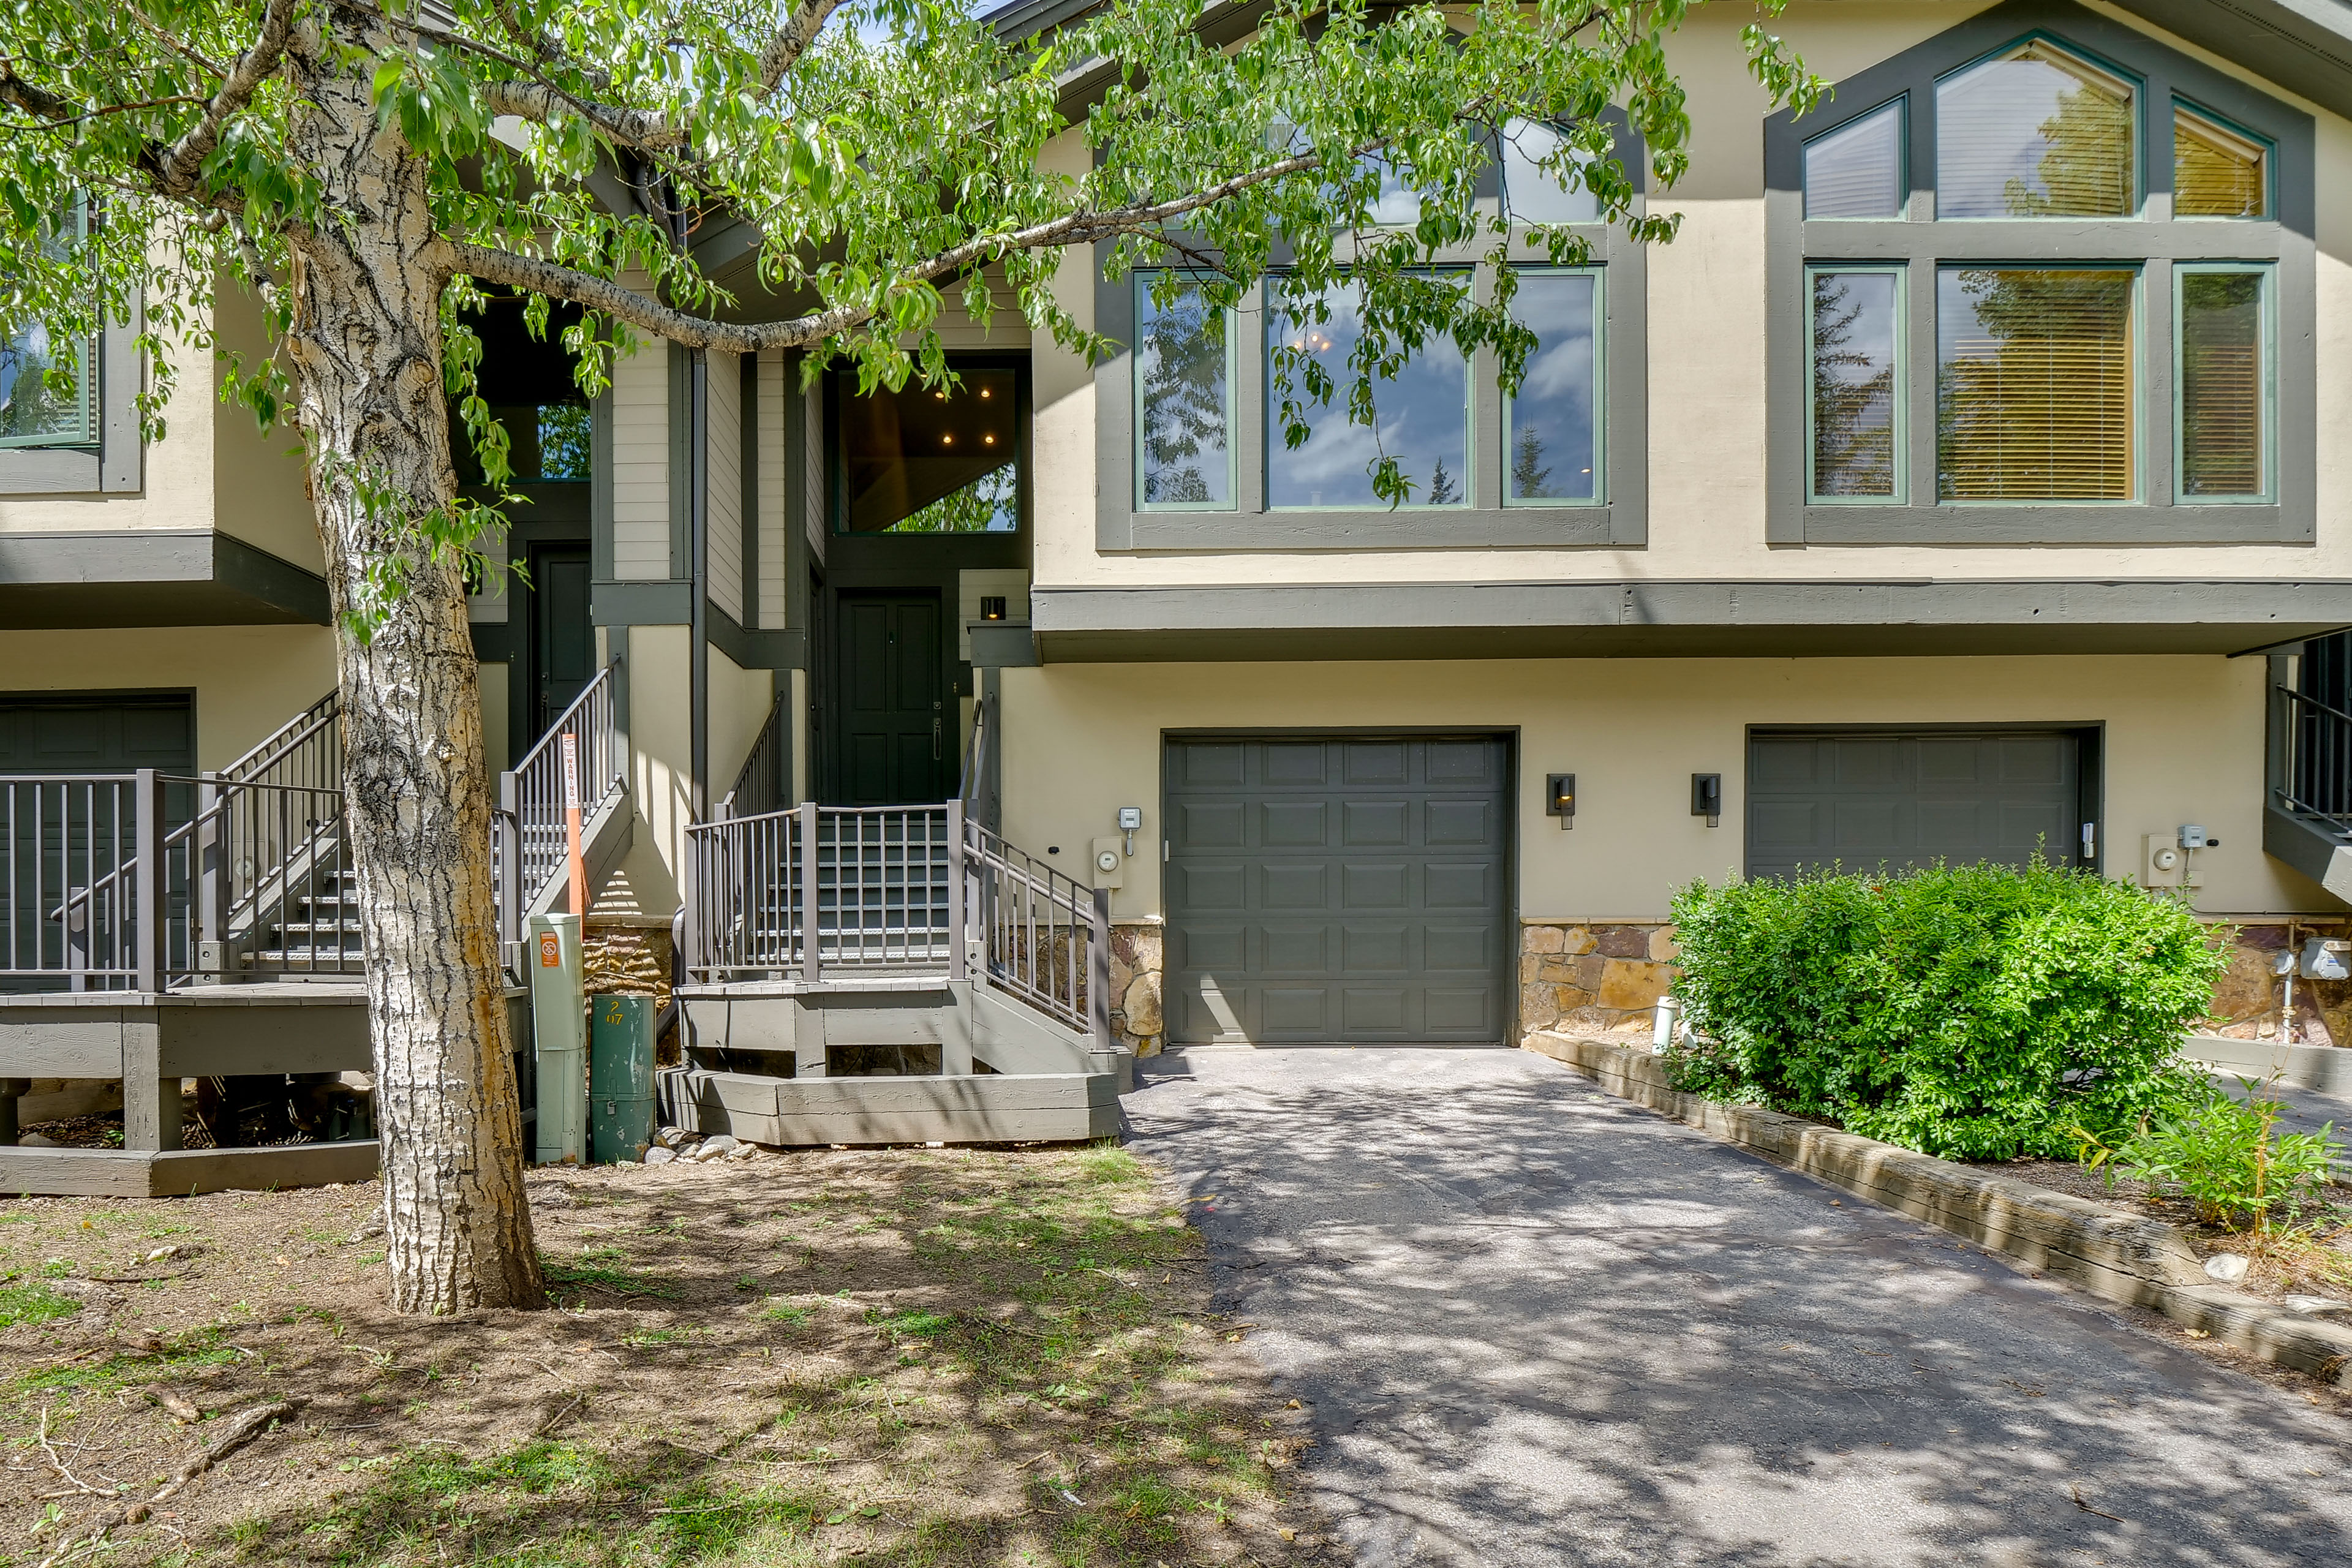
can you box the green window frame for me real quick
[2174,261,2275,503]
[1133,271,1238,513]
[1500,266,1605,507]
[1804,265,1906,504]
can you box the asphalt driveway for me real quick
[1126,1046,2352,1568]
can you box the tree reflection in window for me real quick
[1937,267,2135,500]
[0,204,91,448]
[838,367,1019,533]
[1937,41,2135,218]
[1809,270,1900,499]
[1504,271,1600,503]
[1136,275,1232,508]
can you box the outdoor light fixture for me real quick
[979,596,1008,621]
[1546,773,1577,830]
[1692,773,1722,827]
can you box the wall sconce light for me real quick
[979,596,1008,621]
[1691,773,1722,828]
[1545,773,1576,831]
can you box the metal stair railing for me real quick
[494,659,623,942]
[715,692,791,821]
[2275,683,2352,834]
[682,798,1112,1050]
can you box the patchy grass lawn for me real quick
[0,1142,1333,1566]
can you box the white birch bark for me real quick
[280,12,543,1313]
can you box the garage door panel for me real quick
[1425,798,1494,846]
[1341,862,1409,909]
[1342,923,1408,973]
[1344,742,1409,785]
[1342,988,1407,1031]
[1343,800,1409,846]
[1167,736,1509,1045]
[1262,801,1328,846]
[1178,801,1246,850]
[1748,731,2086,880]
[1263,925,1329,973]
[1422,922,1493,971]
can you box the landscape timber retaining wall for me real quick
[1526,1030,2352,1386]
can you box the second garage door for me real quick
[1746,728,2093,880]
[1164,735,1511,1046]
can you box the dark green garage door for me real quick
[1747,729,2092,880]
[1164,736,1511,1046]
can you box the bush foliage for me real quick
[1665,860,2227,1160]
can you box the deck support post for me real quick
[134,767,165,995]
[195,772,227,975]
[1088,888,1112,1055]
[798,801,821,987]
[121,1020,181,1152]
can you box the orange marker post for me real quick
[560,731,587,918]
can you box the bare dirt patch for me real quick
[0,1143,1337,1566]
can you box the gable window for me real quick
[1268,278,1470,510]
[1499,119,1602,225]
[1765,1,2312,545]
[1134,273,1235,511]
[1935,39,2135,217]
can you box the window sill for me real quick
[1797,503,2304,546]
[0,447,102,496]
[1123,505,1631,551]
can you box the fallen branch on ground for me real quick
[37,1398,307,1567]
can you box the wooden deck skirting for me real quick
[1525,1031,2352,1385]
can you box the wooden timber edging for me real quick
[1525,1031,2352,1386]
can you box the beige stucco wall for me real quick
[1029,0,2352,590]
[998,652,2326,923]
[207,281,323,571]
[710,646,776,804]
[0,625,334,766]
[600,623,690,914]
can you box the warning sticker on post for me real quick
[538,931,562,968]
[560,732,580,810]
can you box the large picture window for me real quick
[1134,274,1234,510]
[1267,280,1469,510]
[1766,2,2311,545]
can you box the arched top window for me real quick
[1936,38,2136,217]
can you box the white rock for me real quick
[17,1133,58,1148]
[699,1134,741,1157]
[2283,1294,2349,1315]
[643,1146,677,1166]
[724,1142,758,1159]
[2204,1253,2251,1283]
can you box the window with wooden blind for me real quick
[2174,105,2267,218]
[1936,40,2136,217]
[2177,266,2271,500]
[1936,268,2136,501]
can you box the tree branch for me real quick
[0,64,78,122]
[477,79,685,151]
[443,146,1330,354]
[756,0,851,97]
[151,0,300,198]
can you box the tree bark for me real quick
[281,11,543,1313]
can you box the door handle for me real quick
[932,712,941,760]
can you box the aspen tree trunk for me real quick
[281,13,544,1313]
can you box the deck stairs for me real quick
[674,701,1129,1145]
[0,663,631,1190]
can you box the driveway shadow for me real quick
[1125,1046,2352,1568]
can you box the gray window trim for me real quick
[1094,116,1648,552]
[1764,0,2315,547]
[0,290,143,497]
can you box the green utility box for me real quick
[589,993,656,1164]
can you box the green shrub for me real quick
[1666,859,2226,1160]
[2081,1077,2339,1231]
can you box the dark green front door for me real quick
[1746,729,2092,879]
[1164,735,1513,1046]
[530,546,594,739]
[834,593,946,805]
